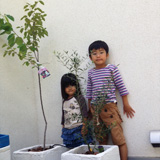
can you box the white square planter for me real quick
[13,144,69,160]
[0,145,11,160]
[61,145,120,160]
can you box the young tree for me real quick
[0,0,49,150]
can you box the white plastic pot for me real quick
[0,145,11,160]
[61,145,120,160]
[13,144,69,160]
[0,134,11,160]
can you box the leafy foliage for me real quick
[82,77,116,153]
[0,0,48,67]
[54,50,91,94]
[54,51,90,76]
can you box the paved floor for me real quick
[128,157,160,160]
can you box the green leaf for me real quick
[37,20,42,25]
[28,11,33,17]
[44,30,48,36]
[20,28,24,33]
[41,17,45,21]
[29,46,36,52]
[0,18,4,27]
[8,34,15,47]
[2,23,12,32]
[18,54,23,60]
[24,31,27,38]
[15,37,23,45]
[6,15,14,21]
[9,41,15,47]
[2,43,7,48]
[3,50,8,57]
[43,14,47,17]
[24,9,29,12]
[25,24,29,30]
[24,5,28,9]
[35,8,44,13]
[23,61,30,66]
[31,1,38,9]
[0,31,6,35]
[26,62,30,66]
[19,44,27,53]
[7,33,14,40]
[25,18,30,24]
[4,16,9,23]
[39,1,44,5]
[21,15,27,20]
[30,60,36,65]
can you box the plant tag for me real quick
[38,66,50,79]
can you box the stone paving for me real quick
[128,157,160,160]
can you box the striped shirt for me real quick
[86,64,129,105]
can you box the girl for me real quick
[61,73,92,148]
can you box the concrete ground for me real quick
[128,157,160,160]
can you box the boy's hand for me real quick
[81,123,88,135]
[123,104,135,118]
[88,99,94,120]
[122,95,135,118]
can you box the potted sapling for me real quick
[55,51,120,159]
[0,1,68,160]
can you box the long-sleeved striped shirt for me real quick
[86,64,129,105]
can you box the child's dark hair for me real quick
[61,73,82,100]
[88,40,109,57]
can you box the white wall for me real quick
[0,0,160,158]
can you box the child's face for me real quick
[90,48,109,69]
[65,85,76,98]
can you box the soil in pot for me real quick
[85,151,99,155]
[83,146,104,155]
[28,146,53,152]
[28,144,65,152]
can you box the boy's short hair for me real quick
[88,40,109,57]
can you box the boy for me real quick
[86,40,135,160]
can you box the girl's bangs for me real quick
[62,77,76,88]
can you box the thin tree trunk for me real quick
[38,73,47,150]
